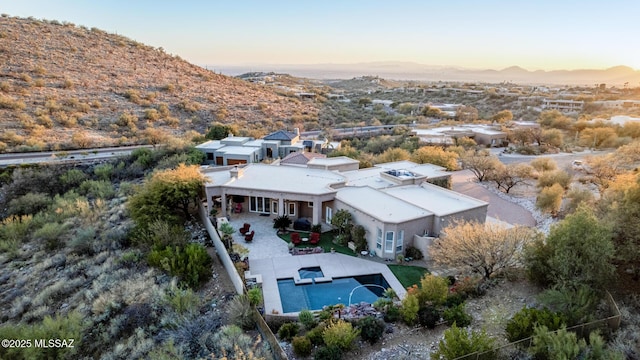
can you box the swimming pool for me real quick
[278,274,390,313]
[298,266,324,279]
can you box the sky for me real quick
[2,0,639,71]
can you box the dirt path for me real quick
[451,170,536,227]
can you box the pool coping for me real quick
[248,253,408,315]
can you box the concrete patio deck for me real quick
[221,212,292,260]
[249,253,408,315]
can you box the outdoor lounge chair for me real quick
[244,231,255,242]
[291,232,301,245]
[309,232,320,245]
[239,223,250,235]
[234,203,243,213]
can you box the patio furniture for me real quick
[239,223,251,235]
[309,232,320,245]
[234,203,243,213]
[244,231,255,242]
[291,232,301,245]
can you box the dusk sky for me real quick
[2,0,639,71]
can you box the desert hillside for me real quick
[0,15,318,152]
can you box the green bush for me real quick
[8,192,52,216]
[69,227,96,255]
[93,163,114,181]
[405,246,424,260]
[298,309,317,330]
[59,169,88,189]
[0,310,84,360]
[384,304,402,323]
[78,180,115,199]
[147,243,212,288]
[443,303,472,327]
[418,306,440,329]
[357,316,385,344]
[418,274,449,306]
[530,325,583,360]
[306,322,327,346]
[400,293,419,325]
[322,320,359,350]
[314,345,342,360]
[292,336,312,357]
[32,222,67,250]
[247,287,263,307]
[164,281,200,314]
[277,322,299,341]
[432,323,496,360]
[505,307,567,342]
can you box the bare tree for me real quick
[487,163,533,193]
[430,220,539,279]
[460,150,502,182]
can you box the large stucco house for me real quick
[202,158,487,259]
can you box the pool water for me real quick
[278,274,390,313]
[298,266,324,279]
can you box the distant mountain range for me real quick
[213,62,640,86]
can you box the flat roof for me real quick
[382,183,487,216]
[342,167,396,189]
[217,146,260,155]
[195,140,225,150]
[307,156,360,166]
[201,167,233,186]
[374,161,450,178]
[224,164,345,195]
[336,186,432,223]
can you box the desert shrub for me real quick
[278,322,299,341]
[7,192,52,216]
[298,309,317,330]
[531,157,558,172]
[292,336,312,357]
[164,280,200,314]
[247,287,263,306]
[443,303,472,327]
[32,222,67,250]
[505,307,567,342]
[432,324,496,360]
[445,293,466,307]
[0,310,84,360]
[384,304,402,323]
[357,316,385,344]
[322,320,359,350]
[59,169,88,189]
[401,294,419,325]
[69,227,96,255]
[404,246,424,260]
[314,345,342,360]
[537,169,572,189]
[530,325,584,360]
[78,180,115,199]
[227,294,254,330]
[418,274,449,306]
[306,322,327,346]
[452,276,485,298]
[94,163,114,181]
[147,243,212,288]
[418,306,441,329]
[0,215,33,252]
[145,108,161,121]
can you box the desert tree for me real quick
[411,146,459,170]
[487,163,533,193]
[508,127,535,146]
[490,109,513,124]
[530,157,557,173]
[456,105,478,122]
[541,128,564,148]
[536,184,564,216]
[375,148,410,163]
[429,219,540,279]
[585,154,620,193]
[128,164,206,226]
[460,149,502,182]
[537,169,572,189]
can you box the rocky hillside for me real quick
[0,15,318,152]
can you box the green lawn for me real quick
[388,264,430,288]
[279,230,356,256]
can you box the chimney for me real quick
[230,165,244,178]
[294,128,300,137]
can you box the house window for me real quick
[308,202,313,208]
[326,207,333,224]
[272,200,278,215]
[385,231,394,253]
[287,202,296,217]
[249,197,270,214]
[376,228,382,250]
[206,152,214,161]
[396,230,404,252]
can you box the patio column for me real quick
[312,199,321,225]
[278,198,285,216]
[220,192,228,217]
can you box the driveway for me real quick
[451,170,536,227]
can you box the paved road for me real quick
[495,149,613,169]
[451,169,537,227]
[0,145,153,167]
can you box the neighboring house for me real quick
[412,125,507,147]
[279,151,326,167]
[542,99,584,113]
[202,160,487,259]
[196,128,340,166]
